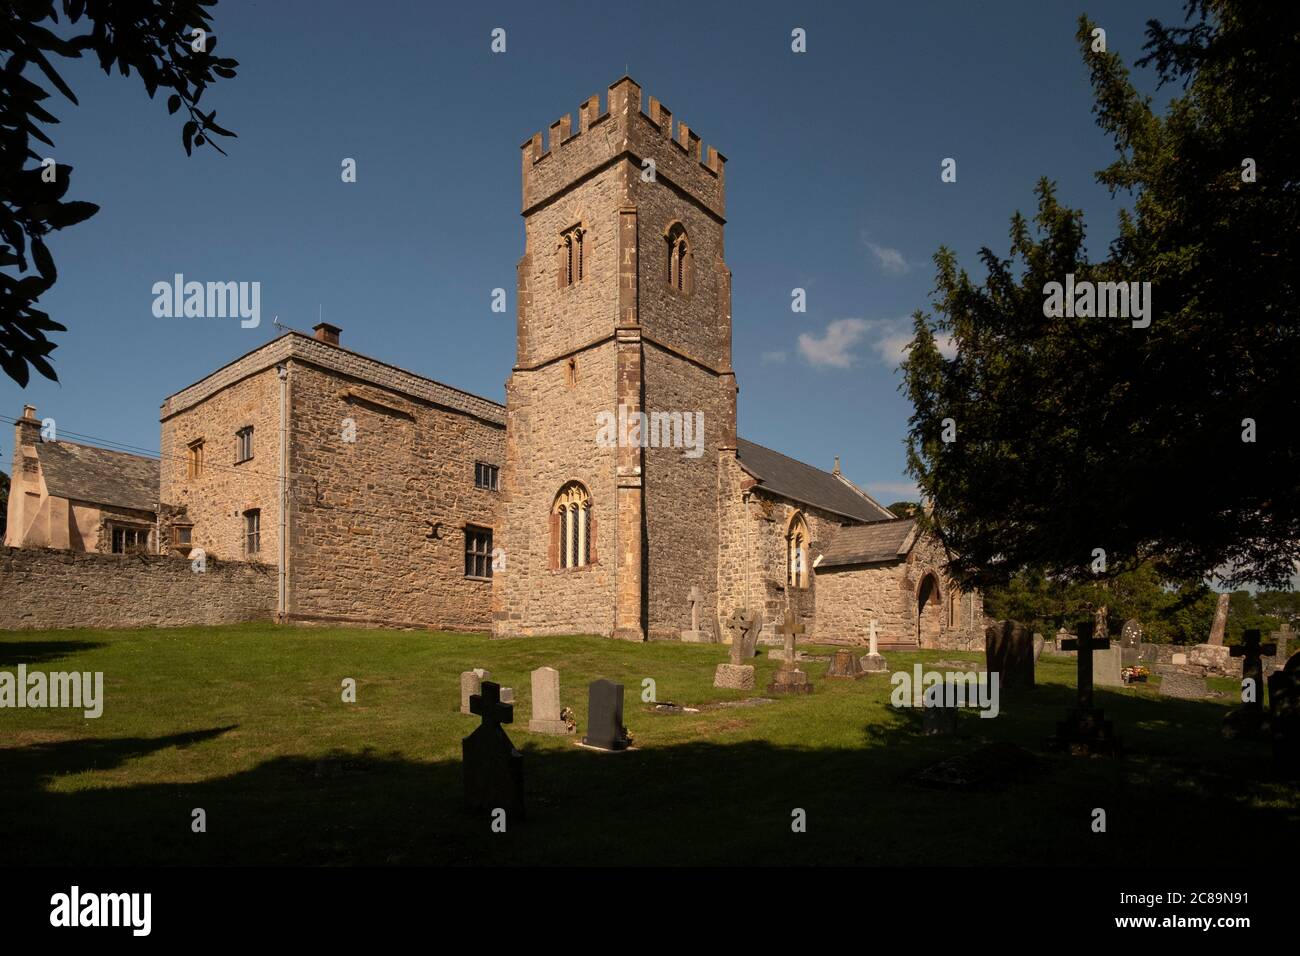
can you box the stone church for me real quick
[4,77,981,649]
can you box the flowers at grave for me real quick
[560,706,577,733]
[1121,665,1150,684]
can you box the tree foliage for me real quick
[902,1,1299,591]
[1,0,238,386]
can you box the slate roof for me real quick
[36,441,159,513]
[735,438,893,523]
[817,517,918,568]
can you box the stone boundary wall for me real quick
[0,547,276,630]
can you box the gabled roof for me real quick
[817,517,918,568]
[36,441,159,513]
[735,438,893,523]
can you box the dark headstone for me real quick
[462,681,525,818]
[922,702,959,736]
[985,620,1035,690]
[1121,619,1142,667]
[582,679,631,751]
[1052,621,1121,756]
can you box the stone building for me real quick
[4,75,981,646]
[5,405,159,554]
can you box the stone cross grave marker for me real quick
[727,609,763,664]
[528,666,573,735]
[1054,620,1121,755]
[681,586,710,643]
[1230,629,1277,712]
[1208,592,1230,646]
[462,680,525,818]
[769,611,815,693]
[862,618,888,672]
[582,679,631,751]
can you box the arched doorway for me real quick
[916,572,942,647]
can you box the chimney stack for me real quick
[16,404,40,448]
[313,322,341,346]
[832,456,841,475]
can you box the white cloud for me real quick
[760,350,787,364]
[798,319,870,368]
[866,241,910,275]
[869,320,958,367]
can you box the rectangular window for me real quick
[474,462,500,491]
[111,526,149,554]
[244,509,261,555]
[465,525,492,579]
[236,426,254,463]
[173,525,193,549]
[187,439,204,478]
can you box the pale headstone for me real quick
[1094,645,1124,687]
[1033,633,1045,662]
[460,668,491,715]
[1208,592,1230,646]
[527,666,572,735]
[1171,652,1188,666]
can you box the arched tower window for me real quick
[558,224,585,288]
[665,222,692,294]
[786,511,810,589]
[551,482,593,569]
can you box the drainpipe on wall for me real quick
[277,363,289,619]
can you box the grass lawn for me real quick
[1,623,1295,866]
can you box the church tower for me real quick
[493,77,734,640]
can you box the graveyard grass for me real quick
[2,624,1296,866]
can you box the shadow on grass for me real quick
[0,641,109,667]
[1,687,1295,867]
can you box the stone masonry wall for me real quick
[160,364,283,563]
[0,546,275,630]
[286,361,504,631]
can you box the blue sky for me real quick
[0,0,1186,503]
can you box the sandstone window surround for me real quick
[557,224,586,289]
[243,509,261,555]
[550,482,595,570]
[665,221,693,295]
[187,438,204,478]
[786,511,809,589]
[172,523,194,555]
[464,525,493,579]
[235,425,254,464]
[474,461,500,491]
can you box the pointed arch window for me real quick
[551,482,594,569]
[665,222,692,294]
[787,511,810,589]
[559,225,586,288]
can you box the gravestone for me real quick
[1171,652,1188,666]
[1094,644,1124,687]
[1268,625,1293,674]
[861,619,888,673]
[1160,668,1209,700]
[1267,652,1300,770]
[715,608,761,689]
[681,586,712,643]
[462,681,525,818]
[1121,619,1142,667]
[985,620,1034,691]
[1052,627,1075,657]
[1054,621,1121,756]
[582,679,631,751]
[1223,629,1278,738]
[527,666,573,735]
[825,648,865,680]
[460,668,491,715]
[1208,592,1230,645]
[768,612,815,694]
[1033,633,1045,662]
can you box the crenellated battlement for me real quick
[520,76,727,219]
